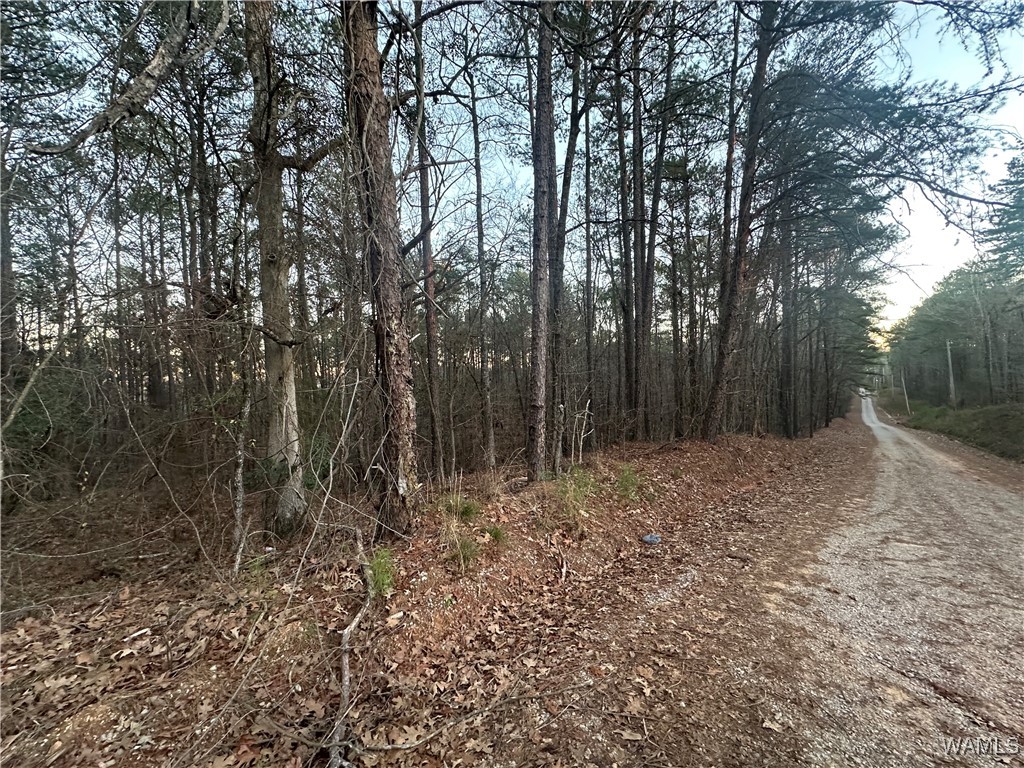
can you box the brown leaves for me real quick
[0,554,367,768]
[615,727,645,741]
[1,428,866,768]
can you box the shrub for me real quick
[483,524,507,545]
[616,464,641,501]
[368,547,395,598]
[441,493,481,522]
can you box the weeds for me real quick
[440,492,482,522]
[240,554,273,594]
[436,487,505,573]
[447,535,479,573]
[483,524,507,545]
[556,466,596,515]
[616,464,642,501]
[477,472,503,502]
[876,392,1024,460]
[907,402,1023,460]
[368,547,395,598]
[543,466,597,534]
[245,554,269,578]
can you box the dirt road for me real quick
[782,397,1024,766]
[528,400,1023,767]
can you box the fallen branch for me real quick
[326,527,374,768]
[724,551,753,563]
[356,682,594,753]
[259,681,594,758]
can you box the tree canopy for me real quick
[2,0,1021,541]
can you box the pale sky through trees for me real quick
[3,0,1019,487]
[883,9,1023,328]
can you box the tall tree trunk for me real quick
[1,133,18,380]
[683,172,703,436]
[779,197,797,438]
[669,234,683,437]
[630,23,647,439]
[549,41,581,475]
[294,164,315,386]
[703,1,776,441]
[415,1,445,479]
[244,0,306,537]
[615,54,636,432]
[111,137,128,407]
[141,211,169,408]
[468,71,496,472]
[343,0,417,537]
[637,18,675,439]
[583,66,596,451]
[527,0,555,482]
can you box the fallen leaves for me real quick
[1,423,873,768]
[614,727,645,741]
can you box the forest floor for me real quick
[2,401,1021,767]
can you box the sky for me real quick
[881,9,1024,328]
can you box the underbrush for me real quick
[436,491,504,573]
[537,465,597,534]
[878,394,1024,460]
[1,434,825,767]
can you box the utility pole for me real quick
[946,339,957,408]
[901,367,912,416]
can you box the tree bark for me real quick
[0,134,17,380]
[468,71,496,472]
[703,2,776,441]
[343,0,418,537]
[244,0,306,538]
[527,1,556,482]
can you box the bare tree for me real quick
[414,0,445,479]
[527,1,556,482]
[243,0,306,537]
[343,0,418,538]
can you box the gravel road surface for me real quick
[776,398,1024,766]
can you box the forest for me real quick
[890,156,1024,411]
[2,0,1022,549]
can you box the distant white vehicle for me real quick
[858,387,868,397]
